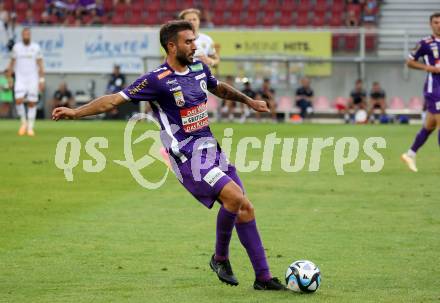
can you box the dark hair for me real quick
[356,79,363,84]
[159,20,194,53]
[431,12,440,22]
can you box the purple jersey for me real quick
[409,35,440,98]
[119,61,218,163]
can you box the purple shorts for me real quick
[171,145,244,209]
[425,95,440,114]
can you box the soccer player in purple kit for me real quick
[52,21,285,291]
[401,12,440,172]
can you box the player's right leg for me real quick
[209,181,244,286]
[401,112,436,172]
[435,113,440,148]
[15,97,27,136]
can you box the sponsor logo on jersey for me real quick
[203,167,226,187]
[190,63,203,72]
[180,103,209,133]
[195,73,206,80]
[169,85,182,92]
[158,70,172,79]
[166,79,178,86]
[128,79,148,96]
[173,91,185,107]
[431,46,439,59]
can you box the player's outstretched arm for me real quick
[52,93,127,120]
[208,81,269,113]
[406,59,440,73]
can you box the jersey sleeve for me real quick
[119,73,157,102]
[11,44,18,59]
[207,36,216,57]
[408,40,428,61]
[202,62,218,89]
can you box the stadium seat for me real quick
[314,96,331,111]
[347,3,362,18]
[262,11,276,27]
[295,14,309,27]
[312,11,327,26]
[334,97,347,111]
[111,14,125,26]
[229,12,242,26]
[344,34,359,51]
[390,97,405,110]
[365,34,377,52]
[280,0,297,12]
[279,11,294,27]
[3,0,13,10]
[163,0,178,13]
[245,11,258,27]
[15,1,28,13]
[213,12,225,26]
[409,97,423,111]
[332,34,342,51]
[144,13,159,26]
[145,1,160,14]
[127,11,143,25]
[277,96,293,111]
[331,1,345,14]
[329,12,343,26]
[230,0,244,12]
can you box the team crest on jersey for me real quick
[200,80,208,93]
[173,91,185,107]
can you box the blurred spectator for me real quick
[295,77,314,119]
[221,75,236,121]
[363,0,378,25]
[39,11,52,25]
[0,69,13,117]
[23,9,37,26]
[345,10,359,27]
[239,81,254,123]
[106,65,126,94]
[179,8,220,67]
[256,78,277,121]
[368,81,386,121]
[84,8,103,25]
[345,79,367,123]
[201,9,214,28]
[52,81,75,110]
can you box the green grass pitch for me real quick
[0,119,439,303]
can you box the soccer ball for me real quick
[285,260,321,293]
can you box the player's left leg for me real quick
[435,113,440,148]
[235,198,285,290]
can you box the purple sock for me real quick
[215,206,237,261]
[410,127,433,153]
[235,220,271,282]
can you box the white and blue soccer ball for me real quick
[285,260,321,293]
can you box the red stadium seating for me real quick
[295,14,309,27]
[365,34,377,52]
[144,13,159,26]
[332,34,342,51]
[262,11,276,27]
[280,0,297,12]
[163,0,178,13]
[229,12,242,27]
[245,11,258,27]
[279,11,294,27]
[344,34,359,51]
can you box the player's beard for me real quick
[23,38,30,45]
[176,49,193,66]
